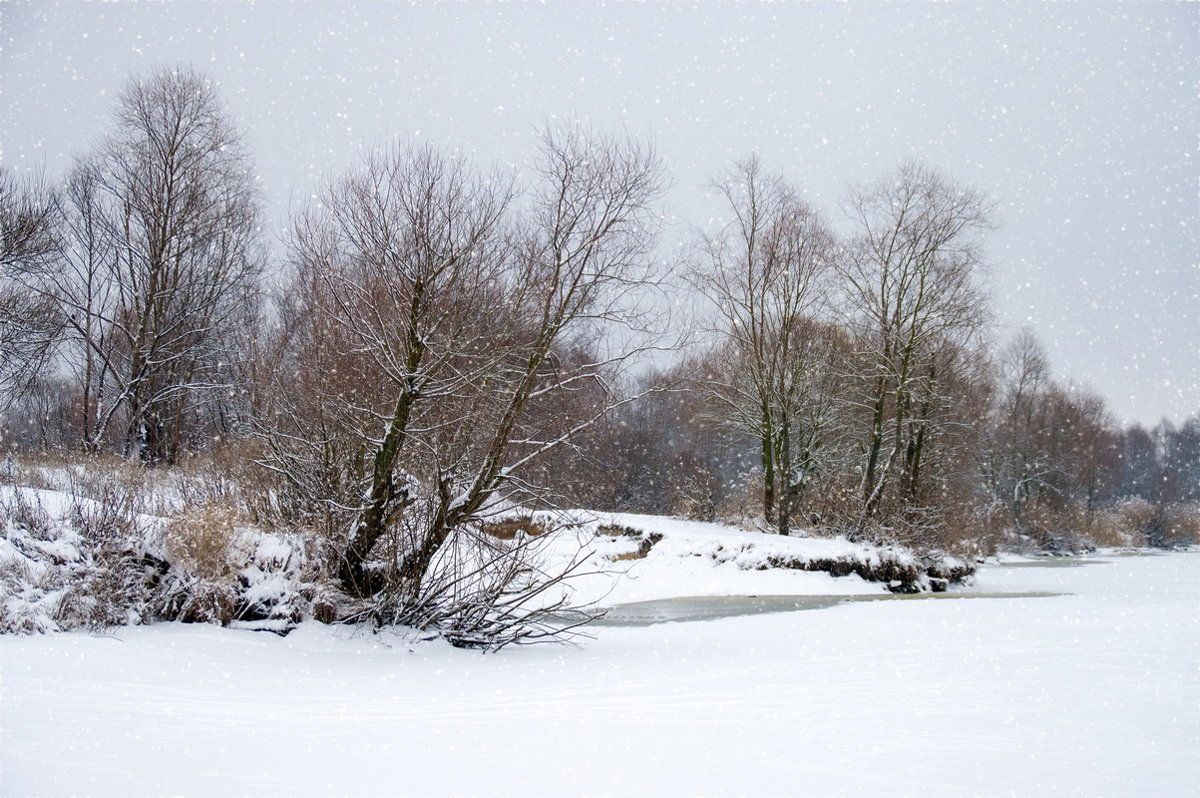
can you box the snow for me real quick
[2,548,1196,797]
[541,510,936,608]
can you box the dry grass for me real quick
[1070,500,1197,550]
[480,516,548,540]
[170,438,288,526]
[161,502,243,624]
[601,530,662,562]
[3,489,54,541]
[165,503,242,579]
[1084,500,1149,548]
[596,523,643,537]
[0,485,154,633]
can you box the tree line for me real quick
[2,67,1196,602]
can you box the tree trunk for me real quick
[777,412,791,536]
[760,406,776,528]
[862,375,888,509]
[340,385,419,595]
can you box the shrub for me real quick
[157,501,342,629]
[1081,500,1149,548]
[57,487,156,630]
[0,486,156,633]
[1152,504,1200,549]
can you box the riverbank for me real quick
[543,510,977,608]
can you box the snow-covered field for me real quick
[2,537,1196,797]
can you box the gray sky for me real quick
[3,1,1197,427]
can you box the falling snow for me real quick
[1,1,1195,424]
[1,5,1197,796]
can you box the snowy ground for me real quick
[2,538,1196,797]
[549,510,955,608]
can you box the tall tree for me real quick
[44,66,261,462]
[1165,417,1200,504]
[840,162,992,536]
[981,328,1056,531]
[692,156,840,535]
[0,168,61,407]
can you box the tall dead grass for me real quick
[159,502,244,624]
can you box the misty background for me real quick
[3,0,1196,426]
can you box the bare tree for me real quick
[40,66,261,462]
[979,328,1126,550]
[0,168,62,407]
[839,162,992,537]
[981,329,1056,530]
[278,141,518,592]
[267,127,664,644]
[691,156,840,535]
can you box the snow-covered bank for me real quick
[550,511,975,608]
[2,551,1196,797]
[1,484,973,637]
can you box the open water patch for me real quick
[998,558,1112,569]
[593,590,1067,627]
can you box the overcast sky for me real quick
[3,1,1196,427]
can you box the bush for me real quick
[1083,499,1200,550]
[1150,504,1200,549]
[157,501,341,629]
[363,519,599,650]
[0,486,156,633]
[1,455,343,635]
[58,484,157,629]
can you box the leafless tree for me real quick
[839,162,992,538]
[980,328,1056,529]
[38,66,262,462]
[980,328,1125,549]
[266,126,664,644]
[0,168,62,407]
[691,156,841,535]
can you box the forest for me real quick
[2,66,1197,647]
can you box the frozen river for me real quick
[2,551,1196,797]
